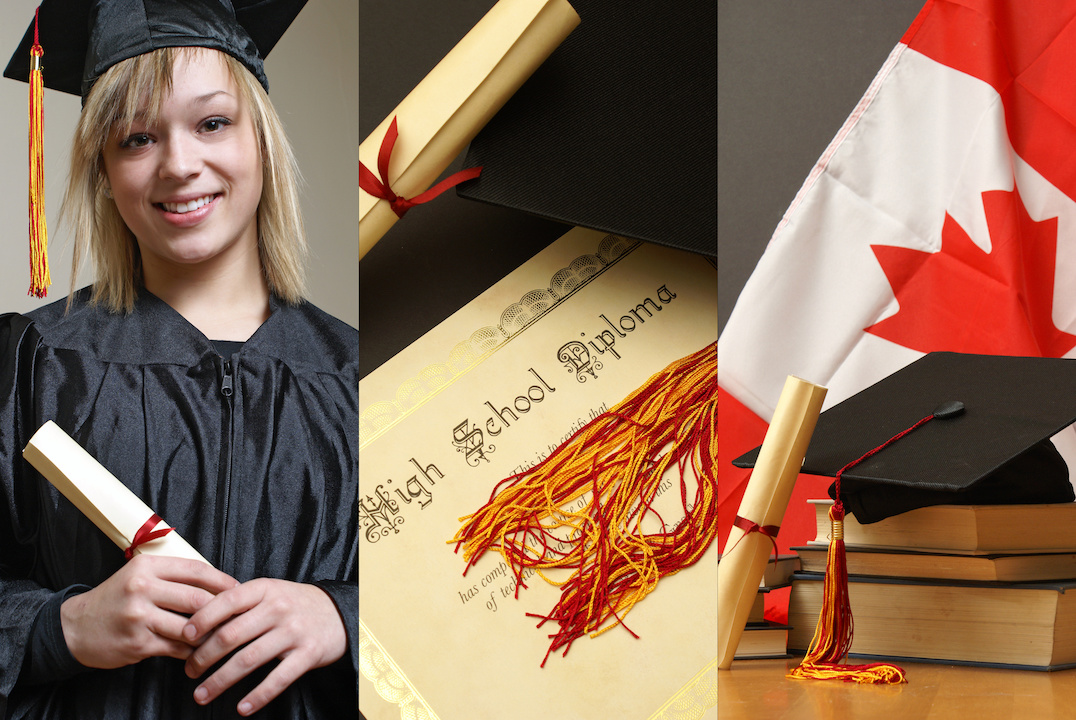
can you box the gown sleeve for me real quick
[0,314,90,707]
[313,578,358,687]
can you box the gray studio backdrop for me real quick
[0,0,358,330]
[718,0,925,335]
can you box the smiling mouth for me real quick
[156,194,219,214]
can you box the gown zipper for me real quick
[218,356,235,571]
[210,354,236,720]
[221,359,234,397]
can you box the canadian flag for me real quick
[719,0,1076,621]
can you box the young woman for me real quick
[0,2,357,718]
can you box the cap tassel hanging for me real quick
[452,343,716,666]
[27,6,50,298]
[788,401,963,683]
[787,499,907,683]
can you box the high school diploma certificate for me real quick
[359,228,717,719]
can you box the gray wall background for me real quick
[0,0,358,329]
[718,0,925,335]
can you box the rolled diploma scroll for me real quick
[358,0,580,259]
[717,375,826,669]
[23,421,210,565]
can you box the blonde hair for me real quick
[62,46,308,313]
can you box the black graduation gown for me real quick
[0,289,358,719]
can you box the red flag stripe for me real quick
[905,0,1076,205]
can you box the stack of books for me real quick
[731,554,798,660]
[788,499,1076,670]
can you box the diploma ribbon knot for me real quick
[727,514,780,559]
[359,116,483,219]
[124,513,174,560]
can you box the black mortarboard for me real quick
[455,0,716,256]
[3,0,307,97]
[732,352,1076,524]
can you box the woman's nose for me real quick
[158,134,203,181]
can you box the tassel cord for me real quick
[786,414,933,685]
[28,21,50,298]
[454,372,715,565]
[449,345,717,665]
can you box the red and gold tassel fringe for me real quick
[452,343,717,666]
[28,9,50,298]
[787,503,906,684]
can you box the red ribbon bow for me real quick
[124,513,174,560]
[359,116,482,218]
[726,514,781,559]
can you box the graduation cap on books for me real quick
[734,351,1076,684]
[456,0,716,256]
[3,0,306,296]
[732,352,1076,524]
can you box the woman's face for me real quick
[101,48,263,278]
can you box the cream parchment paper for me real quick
[359,228,718,719]
[716,376,826,668]
[23,420,210,564]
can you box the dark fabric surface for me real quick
[828,438,1075,524]
[0,288,357,718]
[458,0,717,255]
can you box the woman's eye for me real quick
[120,133,152,149]
[201,117,232,133]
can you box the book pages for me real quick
[23,421,210,564]
[359,228,717,719]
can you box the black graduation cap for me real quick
[3,0,307,97]
[456,0,716,257]
[732,352,1076,524]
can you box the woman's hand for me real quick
[182,579,347,716]
[60,555,239,669]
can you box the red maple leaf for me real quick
[866,187,1076,357]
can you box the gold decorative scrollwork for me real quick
[359,619,439,720]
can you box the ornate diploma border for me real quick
[359,618,439,720]
[359,234,640,449]
[647,657,718,720]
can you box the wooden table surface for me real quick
[719,656,1076,719]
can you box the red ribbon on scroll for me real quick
[359,116,482,218]
[124,513,174,560]
[728,514,780,559]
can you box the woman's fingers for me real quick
[182,579,347,714]
[146,556,240,596]
[184,583,271,677]
[204,644,315,716]
[60,555,239,669]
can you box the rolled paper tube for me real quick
[718,375,827,669]
[23,421,210,565]
[358,0,580,259]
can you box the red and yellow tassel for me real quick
[787,502,906,683]
[28,7,50,298]
[786,412,947,684]
[452,343,717,666]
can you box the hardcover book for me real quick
[358,228,718,719]
[788,572,1076,670]
[734,622,790,661]
[794,545,1076,583]
[808,498,1076,554]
